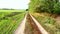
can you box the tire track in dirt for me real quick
[24,14,41,34]
[14,14,27,34]
[29,14,49,34]
[14,13,49,34]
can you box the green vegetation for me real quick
[0,12,12,18]
[33,15,60,34]
[29,0,60,14]
[0,10,26,34]
[54,2,60,14]
[0,10,25,12]
[29,0,60,34]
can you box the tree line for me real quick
[29,0,60,14]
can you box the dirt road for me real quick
[14,13,49,34]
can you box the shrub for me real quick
[53,2,60,14]
[35,3,49,13]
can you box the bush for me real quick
[53,2,60,14]
[35,3,49,13]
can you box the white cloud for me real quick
[0,0,30,9]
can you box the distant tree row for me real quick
[29,0,60,14]
[0,8,14,10]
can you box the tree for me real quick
[55,0,59,3]
[29,0,58,13]
[53,2,60,14]
[26,9,28,11]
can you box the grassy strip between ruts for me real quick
[0,12,25,34]
[31,13,60,34]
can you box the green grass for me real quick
[0,12,13,18]
[33,15,60,34]
[0,10,26,34]
[0,10,25,12]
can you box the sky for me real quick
[0,0,30,9]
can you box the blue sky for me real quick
[0,0,30,9]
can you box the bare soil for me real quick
[24,14,41,34]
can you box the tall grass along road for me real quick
[0,12,25,34]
